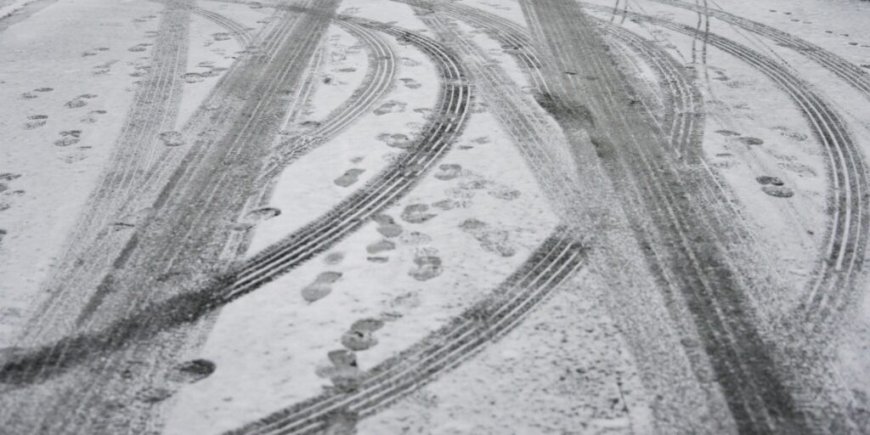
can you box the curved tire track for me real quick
[192,6,255,47]
[521,0,811,431]
[0,18,470,389]
[582,0,868,346]
[226,228,585,435]
[20,0,192,343]
[256,19,398,184]
[650,0,870,99]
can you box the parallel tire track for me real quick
[0,2,345,433]
[222,19,471,303]
[638,0,870,335]
[0,18,469,389]
[583,0,868,342]
[521,0,807,431]
[20,0,191,343]
[650,0,870,99]
[227,228,586,435]
[257,19,398,183]
[192,6,254,47]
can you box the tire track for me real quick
[520,0,809,431]
[0,17,469,390]
[407,3,745,432]
[225,228,586,435]
[19,3,290,346]
[256,19,398,184]
[584,0,868,354]
[192,6,254,47]
[632,0,869,334]
[223,19,471,303]
[650,0,870,99]
[0,2,344,433]
[19,0,192,344]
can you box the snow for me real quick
[2,0,870,432]
[0,0,162,346]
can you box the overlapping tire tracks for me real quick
[521,0,810,431]
[0,1,348,432]
[192,6,255,47]
[650,0,870,99]
[256,19,398,185]
[222,18,470,304]
[20,0,192,344]
[636,0,869,341]
[0,15,468,389]
[226,228,585,435]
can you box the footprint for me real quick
[0,229,6,244]
[487,184,521,201]
[739,136,764,146]
[65,94,97,109]
[373,214,403,238]
[459,177,489,191]
[34,87,53,93]
[376,132,412,149]
[374,222,404,238]
[399,231,432,246]
[301,271,343,302]
[170,359,216,383]
[434,164,462,181]
[334,168,365,187]
[366,240,395,254]
[325,252,345,265]
[401,204,436,224]
[373,100,407,116]
[399,77,421,89]
[340,318,384,351]
[128,43,151,52]
[182,72,206,83]
[756,175,784,186]
[21,92,37,100]
[322,410,359,433]
[315,349,361,391]
[0,173,21,181]
[24,115,48,129]
[245,207,281,222]
[762,185,794,198]
[82,51,97,57]
[459,218,516,257]
[93,61,117,75]
[409,253,442,281]
[387,291,421,314]
[80,110,107,124]
[158,131,184,147]
[715,129,741,137]
[54,130,82,147]
[432,199,457,211]
[337,67,357,73]
[135,387,173,404]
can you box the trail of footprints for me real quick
[0,173,24,246]
[309,159,527,386]
[713,128,800,198]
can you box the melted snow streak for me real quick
[225,227,585,435]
